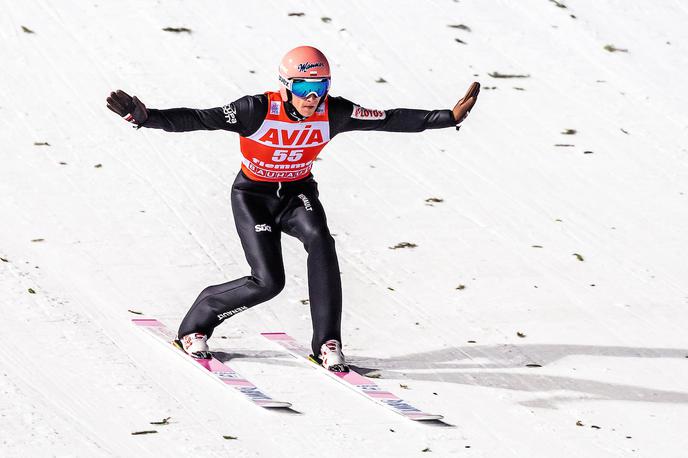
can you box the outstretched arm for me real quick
[105,91,267,135]
[329,81,480,137]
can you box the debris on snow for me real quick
[389,242,417,249]
[604,44,628,53]
[150,417,172,425]
[162,27,192,33]
[488,72,530,79]
[448,24,471,31]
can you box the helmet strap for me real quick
[283,89,328,122]
[284,98,307,122]
[316,92,328,109]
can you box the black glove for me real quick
[106,90,148,126]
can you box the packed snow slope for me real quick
[2,1,688,456]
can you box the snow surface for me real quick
[2,1,688,456]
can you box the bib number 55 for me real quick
[272,149,303,162]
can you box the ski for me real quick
[261,332,442,421]
[133,319,291,409]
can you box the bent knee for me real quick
[301,226,335,248]
[252,273,285,299]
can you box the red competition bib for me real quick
[239,91,330,182]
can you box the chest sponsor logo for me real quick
[270,101,281,115]
[243,158,313,180]
[255,224,272,232]
[257,124,327,147]
[351,105,386,120]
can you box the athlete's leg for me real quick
[280,185,342,356]
[178,186,285,338]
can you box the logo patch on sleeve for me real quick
[222,103,237,124]
[270,101,281,115]
[351,105,386,120]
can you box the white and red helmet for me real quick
[278,46,331,102]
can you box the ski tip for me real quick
[257,401,292,409]
[411,414,444,421]
[132,318,160,326]
[261,332,291,341]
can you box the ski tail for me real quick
[133,319,291,409]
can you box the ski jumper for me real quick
[142,91,456,355]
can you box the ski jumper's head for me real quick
[278,46,331,119]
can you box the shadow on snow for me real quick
[214,344,688,409]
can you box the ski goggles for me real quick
[285,77,331,98]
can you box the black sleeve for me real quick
[328,95,456,138]
[142,94,268,136]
